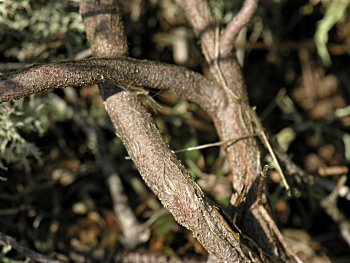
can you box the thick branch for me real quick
[220,0,259,56]
[174,1,295,259]
[0,58,221,114]
[80,0,148,248]
[174,0,258,194]
[78,0,258,260]
[105,92,258,261]
[80,0,128,57]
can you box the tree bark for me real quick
[80,0,260,261]
[0,0,301,261]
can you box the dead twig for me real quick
[0,232,63,263]
[250,108,291,193]
[174,132,259,153]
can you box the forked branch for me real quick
[220,0,259,55]
[175,0,259,59]
[81,0,259,260]
[174,1,298,260]
[0,0,291,261]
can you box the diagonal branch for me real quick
[80,0,148,248]
[105,91,259,261]
[174,1,297,260]
[78,0,260,261]
[0,232,62,263]
[220,0,259,56]
[0,58,221,113]
[174,0,259,196]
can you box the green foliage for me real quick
[0,96,49,172]
[315,0,350,66]
[0,0,85,61]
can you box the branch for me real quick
[80,0,151,248]
[105,92,259,261]
[220,0,259,56]
[174,0,246,99]
[115,250,206,263]
[0,58,220,113]
[174,0,263,200]
[0,232,63,263]
[80,0,128,58]
[78,0,259,261]
[174,1,296,260]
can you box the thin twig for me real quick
[250,108,291,193]
[0,232,63,263]
[220,0,259,55]
[174,133,259,153]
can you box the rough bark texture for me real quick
[106,92,254,261]
[0,57,220,109]
[81,0,156,248]
[174,0,276,255]
[79,0,260,261]
[80,0,127,58]
[174,0,259,196]
[0,0,298,261]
